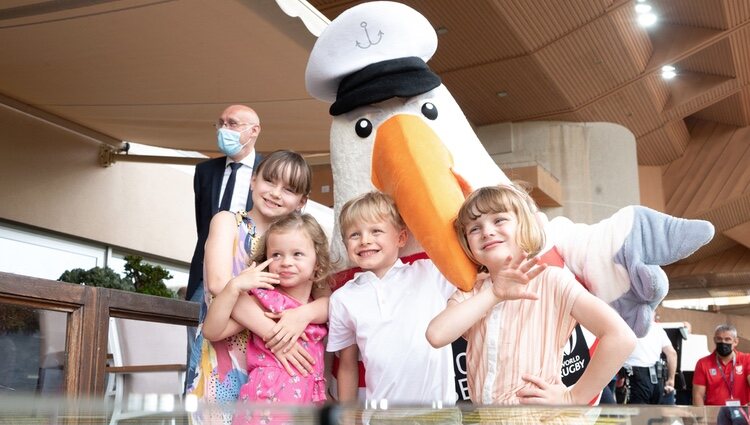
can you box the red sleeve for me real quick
[693,357,707,386]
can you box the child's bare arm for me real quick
[204,259,277,341]
[232,293,316,377]
[203,212,242,296]
[566,292,636,404]
[337,344,360,402]
[518,291,636,405]
[426,287,501,348]
[428,254,543,347]
[264,295,330,354]
[202,280,248,341]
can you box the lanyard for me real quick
[716,354,736,399]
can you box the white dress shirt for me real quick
[219,150,256,212]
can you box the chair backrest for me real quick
[109,318,187,395]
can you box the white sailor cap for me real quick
[305,1,441,116]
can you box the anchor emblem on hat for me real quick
[355,21,383,49]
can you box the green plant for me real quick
[122,255,175,298]
[58,266,134,291]
[58,256,175,298]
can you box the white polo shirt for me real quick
[625,324,672,367]
[327,258,457,405]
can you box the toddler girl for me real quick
[203,212,331,422]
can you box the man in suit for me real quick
[185,104,262,389]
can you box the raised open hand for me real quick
[490,254,546,301]
[229,258,279,292]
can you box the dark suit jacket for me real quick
[186,154,262,300]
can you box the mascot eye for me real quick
[355,118,373,138]
[421,102,438,120]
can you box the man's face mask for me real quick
[716,342,734,357]
[217,127,251,157]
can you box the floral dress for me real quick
[188,211,257,405]
[232,288,327,425]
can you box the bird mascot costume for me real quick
[304,1,714,402]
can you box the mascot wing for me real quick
[548,206,714,336]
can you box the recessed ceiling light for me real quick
[496,91,509,98]
[435,26,448,35]
[661,65,677,79]
[635,3,652,13]
[637,12,658,27]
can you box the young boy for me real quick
[327,191,457,405]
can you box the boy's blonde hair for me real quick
[455,184,545,268]
[339,191,405,239]
[254,150,312,197]
[252,212,332,289]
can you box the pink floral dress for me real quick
[232,288,327,425]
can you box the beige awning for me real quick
[0,0,331,156]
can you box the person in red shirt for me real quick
[693,324,750,406]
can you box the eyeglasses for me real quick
[214,120,257,130]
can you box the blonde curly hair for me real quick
[251,212,332,289]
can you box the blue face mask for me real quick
[217,128,251,157]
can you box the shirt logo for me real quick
[710,368,717,376]
[736,365,744,375]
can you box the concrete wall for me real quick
[0,106,194,263]
[477,121,640,223]
[638,165,666,212]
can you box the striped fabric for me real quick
[453,267,585,404]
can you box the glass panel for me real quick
[0,304,67,395]
[0,397,727,425]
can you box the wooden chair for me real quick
[105,317,187,425]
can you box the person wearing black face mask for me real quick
[692,324,750,407]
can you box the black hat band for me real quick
[330,56,441,116]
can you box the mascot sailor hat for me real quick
[306,1,714,336]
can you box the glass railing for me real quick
[0,395,730,425]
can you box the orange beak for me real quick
[371,114,477,291]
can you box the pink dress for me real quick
[233,288,327,425]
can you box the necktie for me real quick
[219,162,242,212]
